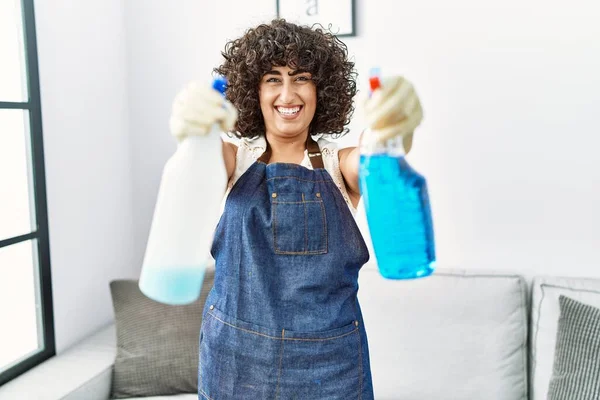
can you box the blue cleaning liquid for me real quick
[139,265,206,305]
[359,154,436,279]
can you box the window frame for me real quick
[0,0,55,385]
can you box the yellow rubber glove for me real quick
[364,76,423,153]
[169,80,238,141]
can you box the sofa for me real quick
[1,263,599,400]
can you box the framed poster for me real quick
[276,0,356,37]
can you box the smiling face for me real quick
[258,66,317,140]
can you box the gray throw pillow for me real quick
[547,295,600,400]
[109,268,214,399]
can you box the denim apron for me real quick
[199,136,374,399]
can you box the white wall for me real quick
[125,0,600,279]
[29,0,600,354]
[34,0,137,352]
[350,0,600,278]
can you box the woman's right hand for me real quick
[169,80,238,141]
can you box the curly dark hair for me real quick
[214,19,357,139]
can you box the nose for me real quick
[279,81,296,104]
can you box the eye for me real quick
[296,76,311,82]
[265,77,280,83]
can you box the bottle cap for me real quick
[369,67,381,93]
[212,76,228,95]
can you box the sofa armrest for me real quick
[0,324,116,400]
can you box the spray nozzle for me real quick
[212,76,228,96]
[368,67,382,94]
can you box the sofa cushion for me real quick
[0,323,115,400]
[530,276,600,400]
[547,296,600,399]
[109,267,213,399]
[357,266,528,400]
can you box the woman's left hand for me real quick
[363,76,423,147]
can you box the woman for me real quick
[170,18,421,400]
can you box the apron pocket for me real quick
[199,307,281,399]
[271,192,328,255]
[278,320,363,399]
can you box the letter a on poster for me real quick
[277,0,355,37]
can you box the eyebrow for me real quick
[264,69,311,77]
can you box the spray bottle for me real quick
[138,77,228,304]
[359,70,436,279]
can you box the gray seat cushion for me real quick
[357,266,528,400]
[0,324,116,400]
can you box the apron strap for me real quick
[257,135,324,169]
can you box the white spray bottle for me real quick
[138,77,228,305]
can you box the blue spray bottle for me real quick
[359,70,436,279]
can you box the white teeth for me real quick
[277,106,301,115]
